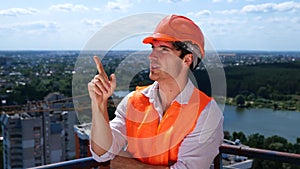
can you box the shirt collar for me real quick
[141,79,194,105]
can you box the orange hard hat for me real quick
[143,14,205,58]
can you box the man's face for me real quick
[148,41,184,82]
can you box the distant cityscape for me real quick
[1,50,299,105]
[0,50,299,168]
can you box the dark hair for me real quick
[172,41,199,71]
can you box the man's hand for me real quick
[88,56,116,119]
[88,55,116,103]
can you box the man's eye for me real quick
[161,47,169,51]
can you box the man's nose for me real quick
[148,50,158,61]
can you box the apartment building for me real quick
[0,92,78,169]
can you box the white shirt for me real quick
[91,79,224,169]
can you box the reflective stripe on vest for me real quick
[125,86,211,166]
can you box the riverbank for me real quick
[226,95,300,112]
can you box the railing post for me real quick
[213,152,222,169]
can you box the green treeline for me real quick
[225,131,300,169]
[193,61,300,111]
[225,62,300,97]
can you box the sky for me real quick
[1,0,300,51]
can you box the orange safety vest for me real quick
[125,86,212,166]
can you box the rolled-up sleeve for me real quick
[171,99,224,169]
[90,128,127,162]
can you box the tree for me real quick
[257,86,269,99]
[247,93,256,101]
[232,131,247,144]
[247,133,265,149]
[235,95,245,107]
[223,131,231,140]
[265,135,288,148]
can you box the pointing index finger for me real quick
[93,56,102,73]
[93,56,108,79]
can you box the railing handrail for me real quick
[29,144,300,169]
[219,144,300,165]
[28,157,110,169]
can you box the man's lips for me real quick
[150,64,160,70]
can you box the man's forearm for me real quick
[90,100,113,156]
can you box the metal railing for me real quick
[30,143,300,169]
[29,157,110,169]
[213,144,300,169]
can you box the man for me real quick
[88,14,224,169]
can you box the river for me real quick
[223,105,300,143]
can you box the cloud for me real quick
[82,19,105,27]
[49,3,89,12]
[188,10,212,18]
[93,8,103,12]
[195,10,212,16]
[204,18,238,26]
[105,0,132,11]
[0,8,39,16]
[291,17,300,23]
[216,9,239,15]
[242,1,300,13]
[0,21,59,34]
[242,3,275,13]
[267,16,300,24]
[20,21,58,31]
[217,1,300,15]
[267,17,290,23]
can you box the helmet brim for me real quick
[143,33,179,44]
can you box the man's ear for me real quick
[183,53,193,67]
